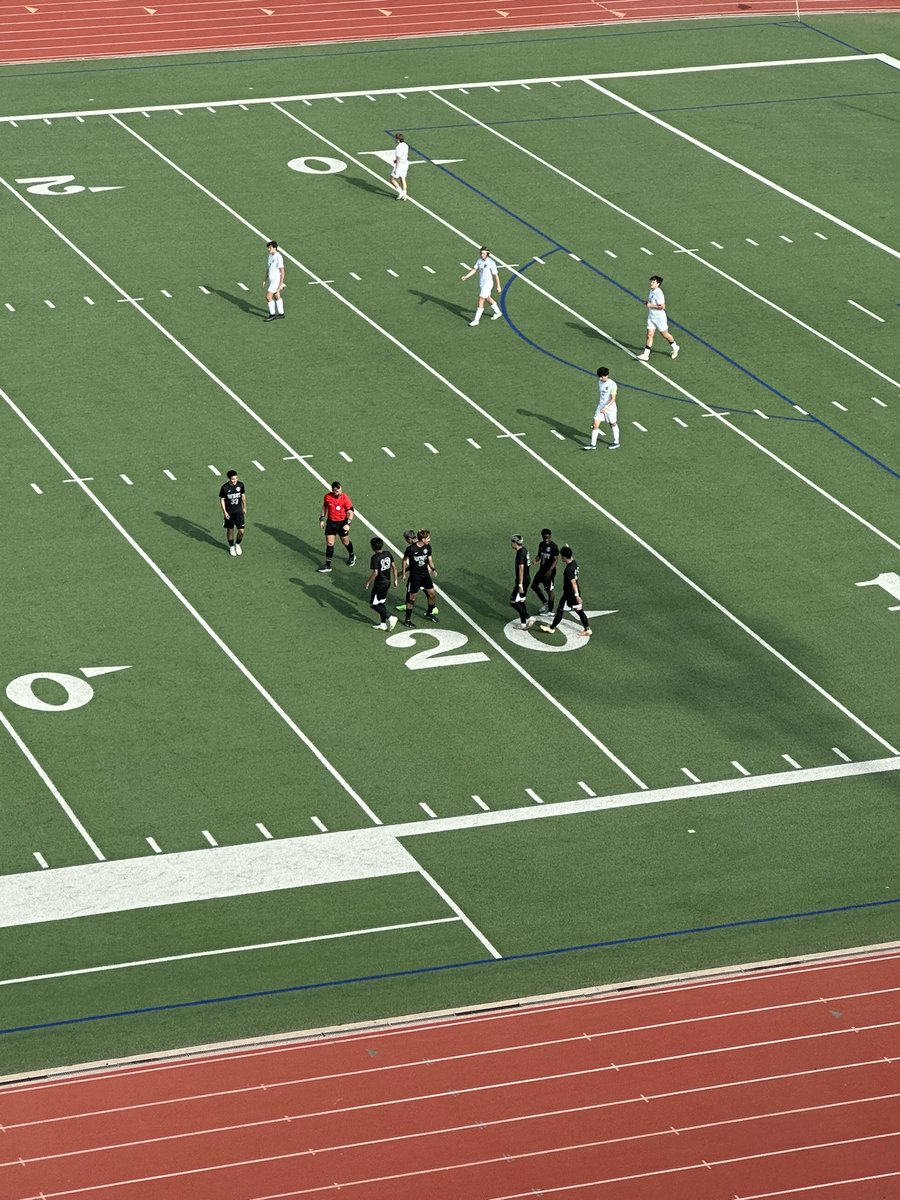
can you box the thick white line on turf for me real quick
[111,115,900,760]
[583,79,900,263]
[0,381,382,828]
[0,56,879,124]
[416,864,501,958]
[432,92,900,393]
[106,114,649,791]
[3,755,898,929]
[0,710,105,861]
[0,918,461,988]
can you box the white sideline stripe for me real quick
[0,60,876,123]
[2,757,897,929]
[0,918,461,988]
[139,109,900,762]
[0,709,105,861]
[736,1170,900,1199]
[433,92,900,394]
[114,109,648,793]
[417,864,501,959]
[848,299,885,322]
[0,174,390,829]
[0,830,420,929]
[584,78,900,263]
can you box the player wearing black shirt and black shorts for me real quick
[541,546,591,637]
[509,535,533,630]
[219,470,246,557]
[402,530,438,626]
[531,528,559,614]
[365,538,399,631]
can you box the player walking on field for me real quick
[317,481,356,573]
[401,531,438,626]
[637,275,678,361]
[219,470,246,557]
[389,132,409,201]
[531,528,559,614]
[263,240,285,322]
[540,546,592,638]
[509,535,534,631]
[365,538,399,631]
[584,366,620,451]
[462,247,502,326]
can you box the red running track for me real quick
[1,0,899,64]
[1,951,899,1199]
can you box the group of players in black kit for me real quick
[219,475,590,638]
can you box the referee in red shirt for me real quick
[317,481,356,573]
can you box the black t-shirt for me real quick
[563,559,580,596]
[370,550,394,585]
[514,546,531,589]
[219,480,245,510]
[535,539,559,571]
[405,543,432,578]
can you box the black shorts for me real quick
[325,519,351,537]
[406,574,432,596]
[509,585,528,605]
[534,567,556,586]
[223,511,245,530]
[370,582,390,605]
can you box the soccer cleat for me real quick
[578,628,593,637]
[636,350,650,362]
[425,612,439,623]
[608,442,621,450]
[402,619,415,627]
[277,313,286,319]
[468,318,480,327]
[490,310,502,320]
[387,615,399,631]
[540,625,555,634]
[395,603,407,611]
[347,554,357,567]
[316,563,332,573]
[264,314,278,322]
[234,543,242,556]
[374,622,388,630]
[525,617,536,629]
[429,607,439,616]
[583,444,597,451]
[539,603,552,614]
[228,544,237,556]
[670,343,679,359]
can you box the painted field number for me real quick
[5,665,131,712]
[856,572,900,612]
[386,628,489,670]
[16,174,122,196]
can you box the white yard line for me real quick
[111,114,900,760]
[431,91,900,393]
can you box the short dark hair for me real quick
[417,529,430,540]
[541,528,552,537]
[480,245,490,253]
[560,546,574,559]
[650,274,663,285]
[394,132,405,142]
[370,537,383,551]
[596,367,609,378]
[267,240,278,250]
[331,481,341,489]
[226,470,237,478]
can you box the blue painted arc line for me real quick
[2,893,898,1038]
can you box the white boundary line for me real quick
[0,55,880,124]
[431,89,900,391]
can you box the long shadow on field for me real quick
[342,174,392,197]
[207,286,266,316]
[155,512,223,550]
[518,407,583,443]
[408,289,471,321]
[444,567,507,624]
[289,576,372,624]
[256,523,321,565]
[566,321,641,355]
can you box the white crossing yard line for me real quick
[424,442,439,454]
[423,265,435,274]
[252,460,266,471]
[753,409,769,419]
[199,285,210,295]
[43,299,55,308]
[832,402,848,412]
[382,446,395,457]
[873,397,887,408]
[578,781,596,796]
[849,299,885,322]
[237,281,249,291]
[746,238,759,246]
[160,289,172,297]
[833,748,851,763]
[256,822,274,839]
[349,271,361,280]
[386,268,399,277]
[782,754,802,770]
[146,837,162,854]
[814,231,828,240]
[4,303,14,311]
[120,474,133,485]
[681,768,701,783]
[467,438,481,448]
[472,795,490,811]
[201,829,218,847]
[339,450,352,462]
[640,246,653,255]
[794,406,809,415]
[552,429,566,439]
[33,852,49,870]
[419,803,438,818]
[673,417,688,428]
[710,241,724,249]
[779,235,793,243]
[310,816,328,832]
[29,482,42,494]
[83,295,94,305]
[526,788,544,804]
[207,464,220,474]
[163,469,176,479]
[604,249,617,258]
[732,761,750,776]
[632,421,647,432]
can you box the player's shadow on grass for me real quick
[342,175,391,197]
[207,286,267,317]
[155,512,223,550]
[289,576,373,624]
[518,408,583,442]
[447,568,507,623]
[408,290,471,321]
[256,523,321,566]
[565,321,639,353]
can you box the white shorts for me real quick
[391,162,409,180]
[266,275,282,294]
[647,310,668,332]
[479,280,495,299]
[594,402,618,426]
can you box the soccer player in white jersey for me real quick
[461,246,501,326]
[637,274,678,361]
[390,133,409,200]
[263,240,285,322]
[584,366,620,450]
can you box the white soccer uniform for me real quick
[647,285,668,331]
[474,255,499,298]
[593,378,618,425]
[267,250,284,293]
[392,140,409,179]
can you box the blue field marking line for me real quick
[2,893,898,1038]
[407,143,900,474]
[796,20,869,55]
[0,19,820,81]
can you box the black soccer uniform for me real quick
[369,550,394,605]
[550,558,590,631]
[509,545,531,623]
[219,479,246,528]
[532,537,559,600]
[404,543,433,594]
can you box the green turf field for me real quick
[1,13,899,1077]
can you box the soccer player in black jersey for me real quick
[401,530,438,626]
[531,528,559,614]
[540,546,592,637]
[365,538,398,631]
[509,535,533,630]
[396,529,418,611]
[218,470,246,557]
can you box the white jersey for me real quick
[647,284,668,331]
[594,377,618,424]
[267,250,284,284]
[474,256,498,285]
